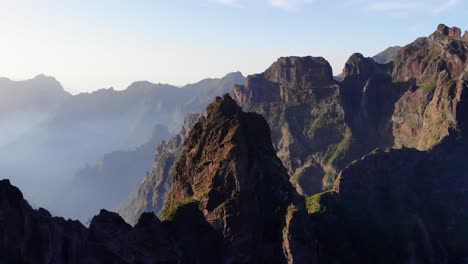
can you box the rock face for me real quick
[232,56,349,196]
[230,24,468,198]
[118,114,199,225]
[163,94,314,263]
[0,178,180,263]
[0,95,315,263]
[391,24,468,149]
[308,131,468,263]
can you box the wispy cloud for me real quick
[368,1,419,12]
[268,0,314,10]
[210,0,242,7]
[211,0,460,14]
[367,0,460,14]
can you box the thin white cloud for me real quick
[367,0,460,14]
[211,0,240,6]
[368,1,420,11]
[268,0,313,10]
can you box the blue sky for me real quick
[0,0,466,93]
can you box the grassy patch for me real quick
[322,136,353,167]
[290,173,300,185]
[161,198,198,221]
[420,80,437,91]
[306,191,337,214]
[422,52,440,64]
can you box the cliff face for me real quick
[231,24,468,197]
[232,56,349,196]
[118,114,198,225]
[308,132,468,263]
[391,24,468,149]
[163,94,314,263]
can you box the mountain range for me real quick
[1,24,468,263]
[0,71,245,221]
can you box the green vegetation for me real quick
[161,198,198,221]
[422,52,440,64]
[322,136,353,167]
[306,191,337,214]
[290,173,300,185]
[420,80,437,91]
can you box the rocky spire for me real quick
[164,94,314,263]
[341,53,379,80]
[430,24,463,40]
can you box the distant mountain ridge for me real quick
[372,46,402,64]
[0,74,71,147]
[0,71,245,221]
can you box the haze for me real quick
[1,0,466,94]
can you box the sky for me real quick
[0,0,467,94]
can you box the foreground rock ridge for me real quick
[1,95,314,263]
[309,132,468,263]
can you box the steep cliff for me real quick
[231,24,468,198]
[163,94,314,263]
[308,130,468,263]
[232,56,349,195]
[392,24,468,149]
[118,114,198,225]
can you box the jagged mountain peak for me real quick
[163,94,313,262]
[430,24,464,40]
[201,93,242,119]
[265,56,334,87]
[0,179,24,207]
[166,93,294,207]
[342,53,380,80]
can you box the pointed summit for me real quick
[164,94,314,263]
[342,53,379,80]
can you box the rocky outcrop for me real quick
[230,24,468,198]
[392,24,468,149]
[163,94,314,263]
[232,56,349,195]
[308,131,468,263]
[0,178,180,263]
[232,56,335,105]
[0,179,88,264]
[118,114,198,225]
